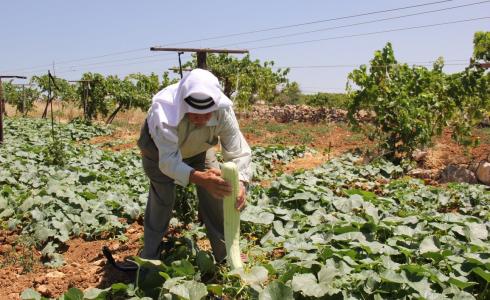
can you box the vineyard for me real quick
[0,113,489,299]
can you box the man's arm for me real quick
[151,123,233,199]
[150,124,194,186]
[217,108,252,210]
[217,107,252,184]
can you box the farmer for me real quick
[137,68,251,263]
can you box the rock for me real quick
[469,161,480,172]
[408,168,434,179]
[476,161,490,185]
[8,293,18,298]
[46,271,65,278]
[111,242,120,251]
[480,116,490,127]
[92,258,105,266]
[412,149,428,162]
[36,284,49,295]
[33,276,46,285]
[439,165,478,184]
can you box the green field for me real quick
[1,117,489,299]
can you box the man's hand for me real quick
[235,181,247,211]
[189,168,231,199]
[190,169,247,211]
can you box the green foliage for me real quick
[274,82,302,105]
[446,62,490,145]
[347,41,489,161]
[161,71,180,90]
[18,150,490,299]
[0,117,142,266]
[347,43,451,161]
[41,139,67,166]
[300,92,350,109]
[104,75,148,124]
[31,74,77,103]
[2,82,40,115]
[182,54,292,109]
[473,31,490,61]
[77,73,109,122]
[127,73,161,110]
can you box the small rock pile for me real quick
[237,105,373,123]
[408,150,490,186]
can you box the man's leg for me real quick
[189,150,227,262]
[140,156,176,259]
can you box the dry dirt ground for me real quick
[2,104,490,298]
[0,223,142,299]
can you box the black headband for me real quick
[184,95,215,110]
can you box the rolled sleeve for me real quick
[150,124,194,186]
[218,108,252,183]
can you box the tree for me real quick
[105,75,147,124]
[473,31,490,61]
[76,73,109,122]
[347,39,489,162]
[32,74,77,118]
[160,71,180,90]
[274,82,302,105]
[347,43,453,161]
[446,32,490,145]
[2,82,40,116]
[181,54,292,109]
[126,72,161,111]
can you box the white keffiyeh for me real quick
[147,68,233,142]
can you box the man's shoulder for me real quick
[216,106,235,117]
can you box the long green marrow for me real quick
[221,162,244,270]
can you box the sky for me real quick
[1,0,489,93]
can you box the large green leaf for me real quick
[20,289,41,300]
[169,280,208,300]
[231,266,269,285]
[259,281,294,300]
[420,236,439,254]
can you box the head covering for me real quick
[147,69,233,142]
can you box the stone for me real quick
[480,116,490,127]
[469,161,480,172]
[46,271,65,278]
[408,168,434,179]
[33,276,46,285]
[412,149,428,162]
[439,165,478,184]
[92,258,105,266]
[36,284,49,295]
[476,161,490,185]
[111,242,120,251]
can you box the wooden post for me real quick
[196,52,207,69]
[150,47,248,71]
[0,75,27,145]
[69,79,92,121]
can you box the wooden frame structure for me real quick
[149,47,249,70]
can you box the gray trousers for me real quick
[137,120,226,261]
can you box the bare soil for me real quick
[0,223,143,299]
